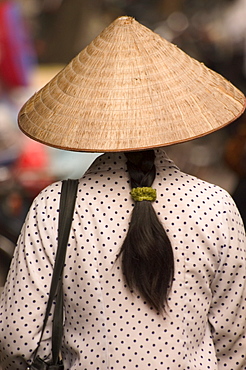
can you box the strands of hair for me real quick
[118,150,175,312]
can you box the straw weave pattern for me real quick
[18,16,245,152]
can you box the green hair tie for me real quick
[130,187,157,202]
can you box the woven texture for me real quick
[18,16,245,152]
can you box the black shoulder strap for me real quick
[33,179,79,364]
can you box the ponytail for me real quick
[118,150,174,312]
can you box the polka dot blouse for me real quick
[0,149,245,370]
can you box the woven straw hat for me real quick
[18,16,245,152]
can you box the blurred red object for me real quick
[0,0,36,89]
[13,137,54,198]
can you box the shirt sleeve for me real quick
[0,183,61,370]
[208,192,246,370]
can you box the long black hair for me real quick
[117,149,174,312]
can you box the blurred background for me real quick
[1,0,246,288]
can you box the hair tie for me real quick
[131,187,157,202]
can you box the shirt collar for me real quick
[86,148,179,174]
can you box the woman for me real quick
[0,16,245,370]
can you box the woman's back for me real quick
[1,149,245,369]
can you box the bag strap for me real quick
[32,179,79,364]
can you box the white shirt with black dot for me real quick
[0,149,245,370]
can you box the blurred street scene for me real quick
[1,0,246,289]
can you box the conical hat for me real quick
[18,16,245,152]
